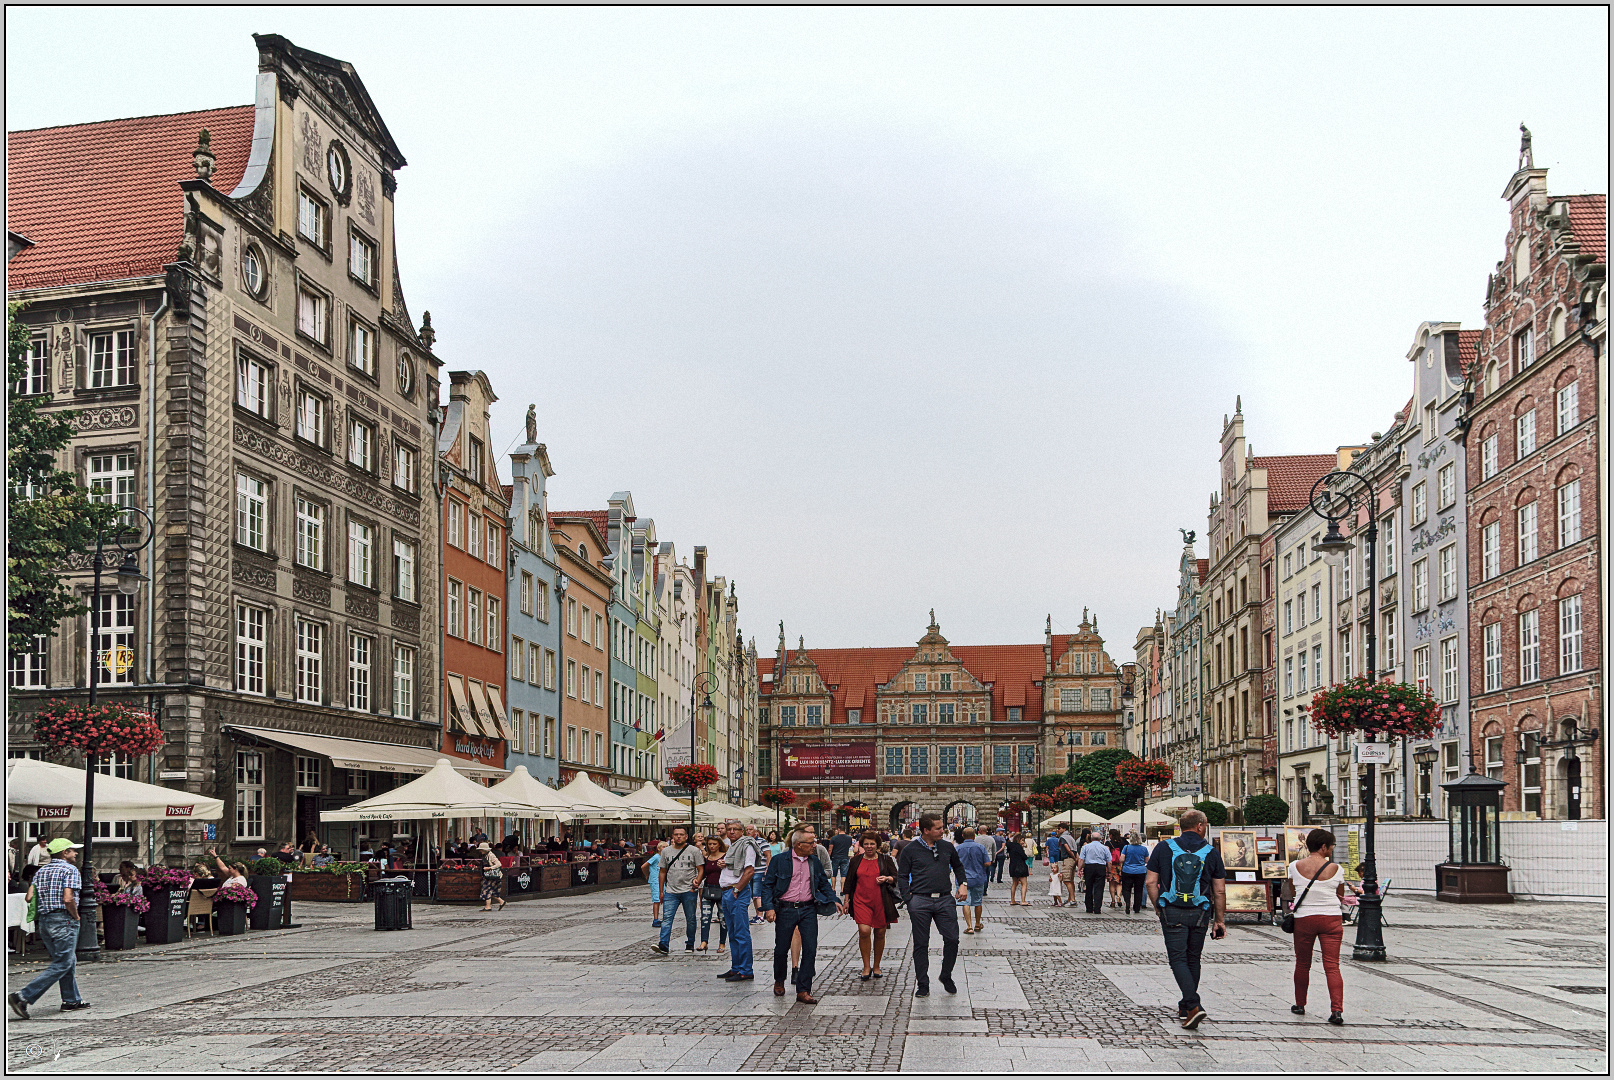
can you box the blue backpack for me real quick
[1158,837,1210,909]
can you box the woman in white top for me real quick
[1286,828,1349,1025]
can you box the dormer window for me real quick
[467,437,484,485]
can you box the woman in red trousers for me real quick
[1286,828,1349,1025]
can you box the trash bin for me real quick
[374,876,413,931]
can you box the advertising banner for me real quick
[777,741,877,782]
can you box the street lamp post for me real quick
[689,671,718,835]
[1413,745,1439,818]
[77,506,155,960]
[1310,466,1386,962]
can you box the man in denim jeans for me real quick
[714,821,760,982]
[9,839,89,1018]
[650,827,702,955]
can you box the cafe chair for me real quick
[186,888,216,939]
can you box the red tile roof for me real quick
[1565,194,1606,262]
[7,106,256,291]
[1196,558,1209,584]
[1456,330,1481,375]
[550,510,609,539]
[501,484,514,502]
[1252,454,1336,515]
[756,637,1074,726]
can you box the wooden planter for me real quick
[102,904,140,950]
[142,888,189,944]
[435,869,503,902]
[248,875,288,928]
[287,871,366,902]
[1436,863,1513,903]
[215,900,249,935]
[538,864,570,891]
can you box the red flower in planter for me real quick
[1116,759,1174,788]
[758,787,797,808]
[1027,793,1055,811]
[1052,783,1091,806]
[1310,677,1440,740]
[806,799,834,813]
[32,699,164,757]
[668,763,721,791]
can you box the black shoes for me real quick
[7,993,28,1019]
[723,973,754,982]
[715,970,737,979]
[649,944,669,955]
[939,976,957,995]
[1291,1005,1306,1015]
[789,965,798,985]
[1182,1005,1207,1029]
[60,1001,91,1012]
[1328,1012,1344,1026]
[915,983,930,997]
[685,944,695,952]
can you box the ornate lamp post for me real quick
[77,506,155,960]
[685,671,719,835]
[1413,745,1439,818]
[1310,466,1387,962]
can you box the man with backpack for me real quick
[1145,810,1227,1030]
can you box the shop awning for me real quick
[467,681,498,740]
[447,675,483,737]
[225,726,508,780]
[484,685,511,741]
[8,758,224,823]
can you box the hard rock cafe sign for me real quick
[453,737,498,761]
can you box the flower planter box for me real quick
[142,887,190,945]
[247,875,288,929]
[538,864,570,892]
[102,904,140,951]
[214,900,249,936]
[599,859,622,884]
[435,868,503,902]
[287,871,365,903]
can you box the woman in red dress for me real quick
[843,832,900,980]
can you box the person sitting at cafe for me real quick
[359,840,375,860]
[115,861,143,897]
[275,840,299,862]
[300,831,320,854]
[311,845,337,868]
[206,850,249,888]
[191,861,221,890]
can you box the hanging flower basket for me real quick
[758,787,797,808]
[1006,800,1031,813]
[1116,759,1174,788]
[1052,783,1091,807]
[806,799,834,813]
[1310,677,1440,740]
[32,699,164,757]
[668,763,721,791]
[839,802,866,815]
[1027,793,1055,811]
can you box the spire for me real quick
[1235,394,1242,414]
[192,129,215,181]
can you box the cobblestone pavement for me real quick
[5,886,1606,1072]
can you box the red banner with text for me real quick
[777,741,877,782]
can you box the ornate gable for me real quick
[255,33,406,169]
[879,612,985,695]
[1052,608,1115,675]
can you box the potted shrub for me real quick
[246,857,288,929]
[94,881,150,951]
[211,882,257,935]
[137,866,194,944]
[288,861,368,902]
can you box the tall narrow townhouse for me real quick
[1458,132,1604,820]
[630,517,662,789]
[503,409,562,786]
[603,492,640,794]
[7,34,453,864]
[1273,496,1343,824]
[437,371,510,772]
[1164,545,1208,792]
[548,512,614,785]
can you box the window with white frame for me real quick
[468,589,482,645]
[393,538,415,602]
[1556,479,1581,547]
[295,618,323,704]
[1411,481,1427,526]
[1297,649,1308,694]
[1521,731,1541,814]
[595,614,603,647]
[447,501,463,547]
[1382,613,1395,668]
[467,437,485,486]
[566,597,576,636]
[1443,741,1460,785]
[295,755,322,792]
[1555,380,1579,435]
[90,593,136,686]
[1515,326,1533,370]
[349,319,374,377]
[1516,501,1538,564]
[348,520,373,587]
[544,649,556,690]
[296,284,329,345]
[543,717,555,757]
[393,644,415,719]
[348,632,372,710]
[566,659,576,698]
[1059,688,1081,710]
[537,580,550,622]
[1558,594,1582,674]
[1311,583,1321,621]
[1382,517,1395,566]
[1516,409,1537,458]
[527,643,540,686]
[347,417,373,471]
[1382,768,1398,814]
[298,189,328,247]
[1481,522,1500,580]
[1484,736,1503,781]
[236,353,270,416]
[88,453,136,511]
[235,473,267,550]
[1284,656,1293,697]
[15,336,48,395]
[510,637,525,681]
[1438,544,1457,601]
[447,579,463,636]
[394,444,416,492]
[1091,688,1112,710]
[347,769,369,796]
[1412,559,1428,610]
[236,750,264,841]
[1437,463,1455,509]
[1482,622,1501,692]
[10,635,47,688]
[90,330,137,388]
[296,390,326,445]
[1283,553,1293,579]
[594,670,603,707]
[1340,628,1352,679]
[487,522,502,564]
[468,514,483,559]
[1296,590,1306,627]
[510,708,524,752]
[1517,609,1540,684]
[1423,401,1437,442]
[1284,599,1293,634]
[1480,434,1498,480]
[295,498,325,571]
[520,572,534,615]
[1440,636,1459,703]
[236,604,266,694]
[1312,644,1322,690]
[349,231,376,287]
[487,597,501,651]
[1413,645,1431,694]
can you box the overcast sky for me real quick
[8,7,1607,654]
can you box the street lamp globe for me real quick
[115,552,148,595]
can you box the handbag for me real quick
[1281,858,1330,934]
[702,882,723,904]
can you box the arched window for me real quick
[1484,361,1499,395]
[1513,239,1529,285]
[1550,307,1567,345]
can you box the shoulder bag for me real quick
[1281,859,1331,934]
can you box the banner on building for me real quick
[777,741,877,782]
[662,726,692,777]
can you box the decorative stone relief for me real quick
[355,169,376,226]
[345,593,379,621]
[72,406,138,433]
[299,113,323,174]
[232,561,277,590]
[234,422,419,526]
[391,608,420,634]
[292,577,330,607]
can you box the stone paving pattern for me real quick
[5,886,1606,1072]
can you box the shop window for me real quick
[236,751,265,841]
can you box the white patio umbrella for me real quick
[1147,794,1230,814]
[319,758,521,822]
[554,772,638,821]
[1038,808,1109,828]
[739,804,786,824]
[6,758,224,822]
[1100,809,1177,830]
[623,782,709,821]
[691,801,750,824]
[486,766,575,817]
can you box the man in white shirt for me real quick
[715,820,761,982]
[1079,834,1112,913]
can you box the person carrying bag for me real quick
[1285,828,1348,1026]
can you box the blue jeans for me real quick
[20,910,81,1006]
[831,857,849,881]
[771,902,819,993]
[722,884,753,976]
[660,891,696,950]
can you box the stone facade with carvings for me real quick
[6,34,453,865]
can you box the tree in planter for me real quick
[1064,748,1143,819]
[1242,794,1290,827]
[1193,800,1229,827]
